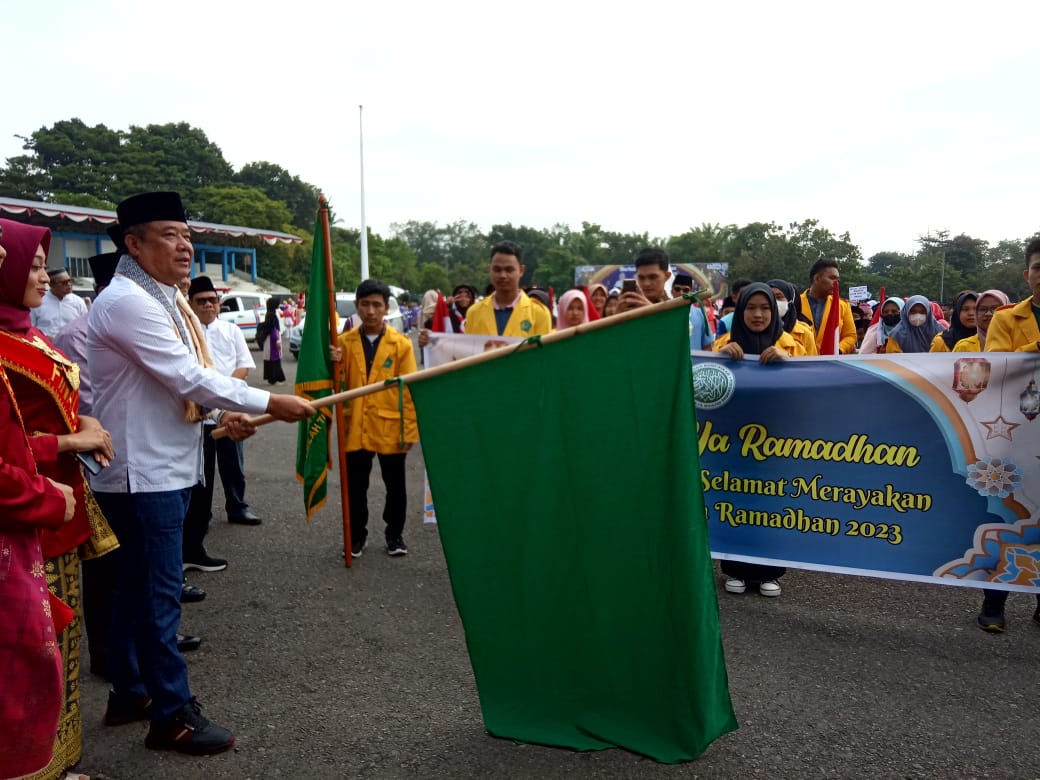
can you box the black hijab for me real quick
[941,291,978,349]
[730,283,784,355]
[766,278,799,334]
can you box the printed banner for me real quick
[694,351,1040,593]
[422,333,523,523]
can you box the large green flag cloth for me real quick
[409,303,737,763]
[294,211,335,520]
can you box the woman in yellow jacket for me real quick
[711,283,804,597]
[768,278,817,356]
[883,295,944,353]
[929,291,977,352]
[953,290,1010,351]
[713,283,807,362]
[330,280,419,558]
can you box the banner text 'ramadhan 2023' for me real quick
[694,351,1040,593]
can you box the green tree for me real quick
[531,246,581,292]
[191,185,293,228]
[416,263,453,294]
[234,161,321,228]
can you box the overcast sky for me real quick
[4,1,1038,259]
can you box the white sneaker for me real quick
[759,580,782,597]
[724,578,746,594]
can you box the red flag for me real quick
[548,287,555,313]
[869,286,885,327]
[818,279,842,355]
[582,285,601,321]
[431,291,452,333]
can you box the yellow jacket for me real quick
[952,334,981,352]
[336,325,419,454]
[712,330,807,356]
[464,291,553,337]
[791,320,819,356]
[798,292,857,354]
[985,299,1040,352]
[929,333,950,353]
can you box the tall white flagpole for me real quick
[359,105,370,281]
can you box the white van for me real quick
[218,292,277,345]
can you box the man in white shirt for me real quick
[182,275,260,574]
[88,191,313,756]
[31,266,88,337]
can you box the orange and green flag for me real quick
[294,210,335,520]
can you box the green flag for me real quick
[409,304,737,762]
[294,211,335,520]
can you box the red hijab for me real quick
[0,218,52,336]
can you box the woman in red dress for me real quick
[0,218,117,780]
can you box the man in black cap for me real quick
[182,274,261,576]
[87,191,313,755]
[32,265,88,338]
[59,231,204,683]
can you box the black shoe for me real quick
[351,539,367,559]
[144,698,235,755]
[183,553,228,573]
[177,633,202,652]
[103,690,152,726]
[977,610,1006,633]
[228,510,262,526]
[181,582,207,603]
[387,537,408,556]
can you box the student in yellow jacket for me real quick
[985,246,1040,353]
[797,259,857,354]
[976,241,1040,634]
[953,290,1010,352]
[464,241,552,337]
[930,291,977,352]
[768,278,818,356]
[711,283,800,597]
[330,279,418,558]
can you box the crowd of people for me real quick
[412,243,1040,620]
[2,197,1039,776]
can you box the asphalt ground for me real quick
[78,350,1040,780]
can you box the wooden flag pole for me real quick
[317,197,354,567]
[213,294,696,438]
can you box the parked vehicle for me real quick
[219,291,284,345]
[288,292,404,359]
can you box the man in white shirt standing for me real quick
[31,265,88,337]
[88,191,313,756]
[182,275,259,574]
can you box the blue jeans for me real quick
[215,435,248,517]
[95,489,192,721]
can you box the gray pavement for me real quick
[79,353,1040,779]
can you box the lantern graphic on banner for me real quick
[953,357,991,403]
[1020,378,1040,421]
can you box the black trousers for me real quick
[345,449,407,544]
[183,425,218,560]
[81,551,118,676]
[720,560,787,582]
[981,588,1040,614]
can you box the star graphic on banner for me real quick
[981,415,1020,441]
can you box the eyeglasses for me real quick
[193,296,220,305]
[975,306,998,315]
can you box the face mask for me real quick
[908,313,927,327]
[776,300,789,317]
[882,313,900,327]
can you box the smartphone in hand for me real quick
[75,451,103,476]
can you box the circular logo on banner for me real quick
[692,362,736,410]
